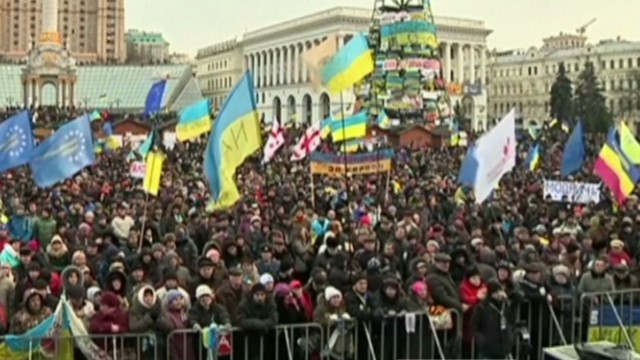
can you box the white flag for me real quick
[262,117,285,163]
[291,124,322,161]
[473,108,517,203]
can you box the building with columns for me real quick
[196,39,245,109]
[487,33,640,125]
[196,6,491,128]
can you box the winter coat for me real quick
[157,303,196,360]
[459,279,486,342]
[8,215,33,242]
[472,298,516,359]
[426,265,463,312]
[33,217,56,247]
[577,270,615,294]
[216,281,245,322]
[235,296,278,330]
[187,300,230,327]
[10,304,52,334]
[46,241,71,273]
[0,244,20,268]
[128,285,161,334]
[313,298,354,358]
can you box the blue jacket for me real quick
[8,215,33,242]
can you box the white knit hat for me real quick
[324,286,342,301]
[259,273,274,285]
[196,285,213,299]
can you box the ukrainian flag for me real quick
[320,116,334,139]
[376,111,390,129]
[204,71,262,210]
[176,99,212,142]
[340,139,364,153]
[102,122,121,150]
[330,111,368,142]
[526,144,541,171]
[619,122,640,164]
[321,33,374,93]
[143,151,164,196]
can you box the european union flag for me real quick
[0,111,34,173]
[561,120,585,176]
[28,114,95,187]
[144,80,167,117]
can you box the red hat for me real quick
[290,280,302,289]
[100,291,120,308]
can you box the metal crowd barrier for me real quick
[503,289,640,360]
[164,309,461,360]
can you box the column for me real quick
[266,50,272,87]
[279,48,285,86]
[256,53,262,88]
[480,47,487,86]
[61,81,66,107]
[337,34,344,48]
[293,43,300,84]
[469,45,476,84]
[250,55,257,87]
[301,42,308,83]
[287,45,294,84]
[443,42,451,82]
[456,43,463,83]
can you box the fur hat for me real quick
[195,285,213,299]
[324,286,342,301]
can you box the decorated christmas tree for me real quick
[357,0,452,126]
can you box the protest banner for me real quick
[310,149,394,177]
[129,161,146,179]
[543,179,601,203]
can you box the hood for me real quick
[46,236,68,257]
[136,284,157,309]
[105,270,128,296]
[202,240,221,257]
[87,286,102,303]
[409,257,428,273]
[61,265,85,289]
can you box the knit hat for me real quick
[411,281,427,295]
[259,273,274,286]
[273,283,292,298]
[324,286,342,301]
[195,285,213,299]
[166,289,183,304]
[100,291,120,308]
[552,264,571,278]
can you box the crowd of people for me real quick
[0,105,635,360]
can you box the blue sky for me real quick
[127,0,640,55]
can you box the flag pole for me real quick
[339,91,350,209]
[138,124,157,254]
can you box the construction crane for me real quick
[576,18,596,36]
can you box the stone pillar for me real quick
[456,44,463,83]
[294,44,301,84]
[266,50,271,87]
[256,53,262,88]
[337,34,344,48]
[287,45,294,85]
[480,48,487,86]
[279,48,285,86]
[443,42,451,82]
[61,80,66,107]
[470,46,476,84]
[301,42,308,83]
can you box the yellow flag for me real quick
[302,35,338,90]
[620,122,640,164]
[143,151,165,196]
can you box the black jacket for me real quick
[235,297,278,331]
[426,265,463,312]
[472,297,516,359]
[188,301,230,327]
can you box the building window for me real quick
[610,60,615,69]
[629,58,633,68]
[629,79,635,90]
[620,79,625,90]
[619,59,624,69]
[574,63,579,72]
[601,61,606,69]
[637,58,640,67]
[610,80,616,91]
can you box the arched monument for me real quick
[22,0,77,107]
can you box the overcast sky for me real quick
[128,0,640,55]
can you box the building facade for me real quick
[195,39,245,109]
[126,29,169,64]
[487,33,640,124]
[0,0,126,64]
[196,6,491,128]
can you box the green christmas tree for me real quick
[549,62,573,121]
[574,61,612,133]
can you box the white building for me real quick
[196,6,492,128]
[196,38,245,109]
[487,33,640,125]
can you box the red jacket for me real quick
[89,309,130,352]
[459,279,486,342]
[609,251,633,268]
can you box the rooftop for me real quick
[492,39,640,65]
[0,64,202,110]
[126,29,169,45]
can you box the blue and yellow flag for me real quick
[137,131,155,157]
[321,33,374,93]
[28,114,95,187]
[619,122,640,164]
[89,110,102,122]
[331,111,367,142]
[177,99,212,142]
[204,71,262,210]
[526,144,541,171]
[102,122,121,150]
[340,139,364,153]
[376,111,390,129]
[320,116,334,139]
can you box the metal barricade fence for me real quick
[578,288,640,351]
[0,333,155,360]
[166,323,323,360]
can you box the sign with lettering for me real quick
[310,149,394,177]
[129,161,146,179]
[543,180,601,204]
[588,305,640,351]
